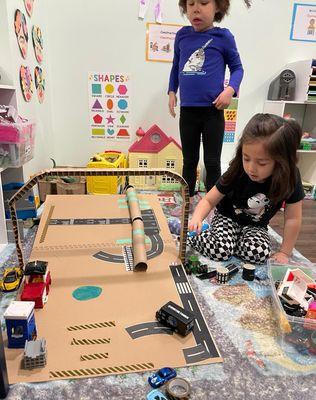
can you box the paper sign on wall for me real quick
[290,3,316,42]
[88,73,131,140]
[146,23,182,63]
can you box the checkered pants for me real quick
[187,212,271,264]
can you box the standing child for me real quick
[168,0,244,213]
[188,113,304,265]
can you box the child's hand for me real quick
[188,217,203,234]
[168,91,177,117]
[270,251,289,264]
[213,86,234,110]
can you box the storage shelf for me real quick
[0,84,15,90]
[298,150,316,153]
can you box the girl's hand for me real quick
[213,86,234,110]
[188,216,203,234]
[168,92,177,117]
[270,251,289,264]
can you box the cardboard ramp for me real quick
[5,194,222,384]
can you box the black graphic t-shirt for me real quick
[215,168,305,227]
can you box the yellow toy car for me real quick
[0,267,23,292]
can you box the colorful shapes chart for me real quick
[223,105,238,143]
[88,72,131,140]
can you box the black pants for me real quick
[179,106,225,196]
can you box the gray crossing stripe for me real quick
[67,321,116,331]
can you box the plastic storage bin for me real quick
[2,182,37,219]
[86,151,127,194]
[0,120,35,168]
[269,261,316,354]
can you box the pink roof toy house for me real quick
[128,125,183,190]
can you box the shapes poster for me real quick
[88,73,131,140]
[290,3,316,42]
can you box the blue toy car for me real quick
[146,389,168,400]
[148,367,177,388]
[187,222,210,237]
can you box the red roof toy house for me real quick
[128,125,183,190]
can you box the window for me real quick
[162,176,176,184]
[166,160,175,169]
[138,159,148,168]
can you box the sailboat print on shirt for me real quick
[182,39,213,74]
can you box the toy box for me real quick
[0,121,35,168]
[38,178,58,202]
[269,261,316,354]
[86,151,127,194]
[2,182,36,219]
[56,177,86,195]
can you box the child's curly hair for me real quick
[178,0,231,23]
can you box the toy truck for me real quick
[20,261,51,308]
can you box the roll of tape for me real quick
[166,377,191,399]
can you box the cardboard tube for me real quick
[126,186,148,271]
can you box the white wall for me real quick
[3,0,316,175]
[4,0,55,179]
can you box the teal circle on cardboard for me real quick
[72,286,102,301]
[118,99,128,110]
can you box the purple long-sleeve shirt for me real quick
[168,26,244,106]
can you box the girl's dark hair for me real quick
[178,0,230,23]
[221,113,302,204]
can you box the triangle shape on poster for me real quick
[92,99,103,110]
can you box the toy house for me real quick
[128,125,183,190]
[4,301,37,348]
[277,268,314,309]
[20,260,51,308]
[86,150,127,194]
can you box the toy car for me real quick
[146,389,168,400]
[0,267,23,292]
[148,367,177,388]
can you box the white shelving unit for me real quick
[0,167,7,252]
[0,86,18,251]
[264,100,316,185]
[264,59,316,185]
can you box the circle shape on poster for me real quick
[20,65,33,102]
[105,84,114,94]
[34,66,45,103]
[118,99,128,110]
[24,0,34,17]
[72,286,102,301]
[14,9,28,59]
[107,99,114,110]
[32,26,43,64]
